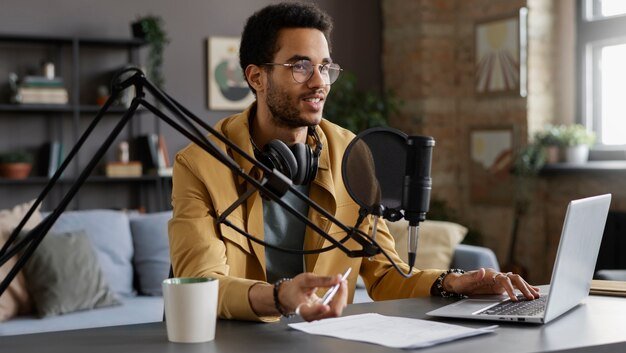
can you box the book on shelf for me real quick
[14,86,69,105]
[38,141,64,178]
[105,161,143,177]
[132,134,172,176]
[21,75,65,88]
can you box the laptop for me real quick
[427,194,611,324]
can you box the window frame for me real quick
[577,0,626,155]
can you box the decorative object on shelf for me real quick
[469,126,515,205]
[117,141,130,163]
[96,85,110,107]
[561,124,596,164]
[323,71,400,134]
[0,150,34,180]
[207,36,254,110]
[475,7,528,97]
[131,15,169,88]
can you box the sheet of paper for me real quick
[288,313,497,349]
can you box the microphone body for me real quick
[402,136,435,269]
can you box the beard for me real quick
[266,76,320,128]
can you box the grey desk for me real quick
[1,295,625,353]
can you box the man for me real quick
[168,2,539,323]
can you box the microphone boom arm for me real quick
[0,69,412,297]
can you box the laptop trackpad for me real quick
[431,299,501,316]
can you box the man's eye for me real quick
[293,63,307,71]
[320,65,330,74]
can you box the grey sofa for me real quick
[1,210,171,336]
[0,210,499,336]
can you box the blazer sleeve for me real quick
[168,151,277,322]
[359,219,443,300]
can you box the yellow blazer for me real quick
[168,105,443,321]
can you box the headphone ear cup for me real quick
[265,140,298,181]
[290,143,309,185]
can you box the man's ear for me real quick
[245,65,265,93]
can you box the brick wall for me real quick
[382,0,626,283]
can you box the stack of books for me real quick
[105,161,143,178]
[14,76,69,105]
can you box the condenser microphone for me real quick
[402,136,435,269]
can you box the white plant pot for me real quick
[564,145,589,164]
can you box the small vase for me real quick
[564,145,589,164]
[131,21,146,39]
[0,163,33,179]
[545,146,560,164]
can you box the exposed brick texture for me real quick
[382,0,626,283]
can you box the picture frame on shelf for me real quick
[469,126,515,205]
[206,36,254,111]
[474,7,527,97]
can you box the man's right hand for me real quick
[280,272,348,321]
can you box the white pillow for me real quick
[385,219,467,269]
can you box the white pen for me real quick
[321,267,352,305]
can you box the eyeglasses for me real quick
[263,59,342,85]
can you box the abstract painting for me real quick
[469,127,515,205]
[207,37,254,110]
[475,8,527,97]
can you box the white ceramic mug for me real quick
[162,277,219,343]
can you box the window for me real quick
[578,0,626,149]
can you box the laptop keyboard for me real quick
[478,295,547,317]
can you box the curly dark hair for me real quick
[239,2,333,95]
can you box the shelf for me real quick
[0,175,170,185]
[0,104,138,114]
[541,161,626,175]
[0,34,146,48]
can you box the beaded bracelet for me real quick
[434,269,466,298]
[273,278,294,318]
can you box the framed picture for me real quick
[207,37,255,110]
[469,126,515,205]
[475,7,527,97]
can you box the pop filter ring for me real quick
[341,127,408,219]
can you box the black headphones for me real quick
[252,127,322,185]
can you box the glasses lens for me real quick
[291,60,313,83]
[326,63,341,84]
[289,60,342,84]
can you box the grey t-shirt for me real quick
[263,184,310,284]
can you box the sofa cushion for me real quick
[0,296,163,336]
[23,230,120,317]
[47,210,134,296]
[386,219,467,269]
[130,211,172,296]
[0,200,40,322]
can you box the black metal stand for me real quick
[0,68,411,297]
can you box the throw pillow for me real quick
[130,211,172,296]
[46,210,135,296]
[23,230,120,318]
[386,219,467,270]
[0,200,41,322]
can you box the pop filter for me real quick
[342,127,408,221]
[342,127,435,271]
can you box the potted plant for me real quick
[0,150,34,179]
[131,15,169,88]
[560,124,596,164]
[323,71,401,134]
[534,125,564,163]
